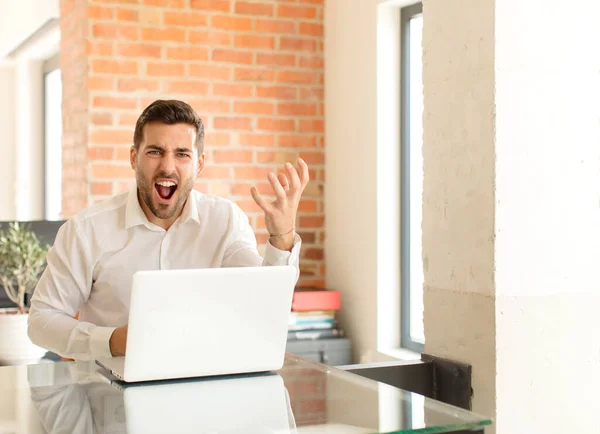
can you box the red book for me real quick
[291,290,341,312]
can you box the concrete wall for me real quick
[328,1,600,432]
[421,0,497,420]
[422,0,600,432]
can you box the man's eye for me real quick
[148,150,160,155]
[178,153,190,158]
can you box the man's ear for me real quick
[130,146,137,170]
[196,153,205,178]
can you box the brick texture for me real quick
[284,368,327,426]
[60,0,325,287]
[60,0,90,217]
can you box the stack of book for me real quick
[287,289,344,341]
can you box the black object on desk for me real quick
[286,337,352,366]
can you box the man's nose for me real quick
[159,152,176,173]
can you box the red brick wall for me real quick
[60,0,90,217]
[59,0,325,287]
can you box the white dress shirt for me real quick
[28,186,301,361]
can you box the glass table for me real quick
[0,353,491,433]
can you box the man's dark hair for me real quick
[133,99,205,153]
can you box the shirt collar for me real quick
[178,189,201,226]
[125,185,200,230]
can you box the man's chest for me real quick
[89,226,227,305]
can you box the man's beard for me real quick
[136,172,193,221]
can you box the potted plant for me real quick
[0,222,50,365]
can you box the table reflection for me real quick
[28,362,296,434]
[10,356,490,434]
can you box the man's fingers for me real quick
[278,173,290,192]
[268,172,287,200]
[285,162,302,191]
[251,186,271,212]
[298,158,310,188]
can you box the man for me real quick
[28,100,309,361]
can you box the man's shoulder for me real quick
[67,191,129,233]
[192,190,240,213]
[190,190,252,231]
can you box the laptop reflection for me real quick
[29,366,296,434]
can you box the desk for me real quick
[0,354,491,433]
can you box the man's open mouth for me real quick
[155,180,178,201]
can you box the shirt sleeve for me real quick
[220,203,302,274]
[27,219,116,361]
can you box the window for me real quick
[400,3,424,352]
[42,54,62,220]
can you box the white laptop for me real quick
[95,265,297,383]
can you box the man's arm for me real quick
[220,203,302,269]
[221,159,309,271]
[250,159,309,252]
[27,220,116,361]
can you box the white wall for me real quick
[0,65,16,220]
[325,0,416,363]
[15,60,45,221]
[493,0,600,432]
[0,0,60,221]
[0,0,59,58]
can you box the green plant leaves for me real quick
[0,223,50,313]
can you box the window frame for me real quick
[400,2,424,353]
[42,53,61,220]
